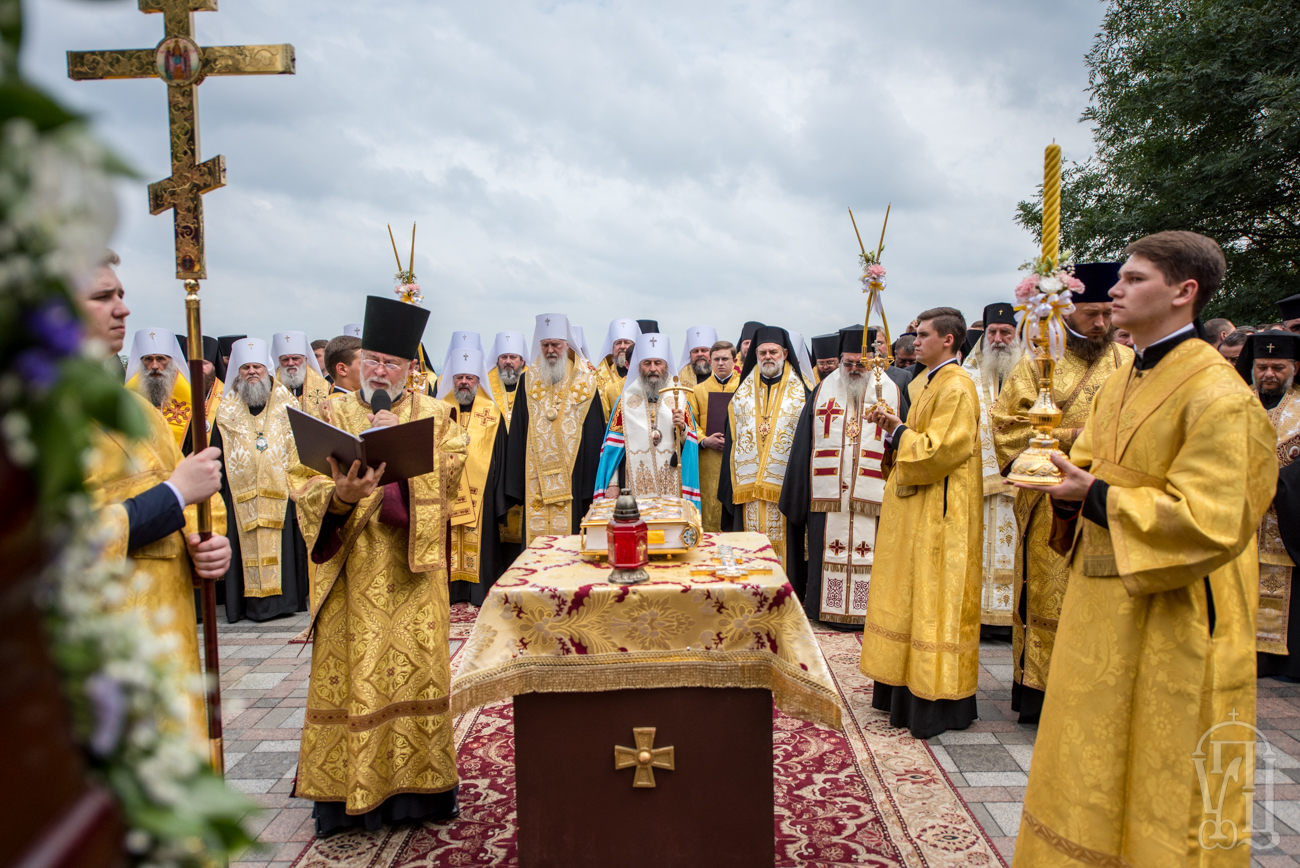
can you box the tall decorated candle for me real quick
[1041,143,1061,268]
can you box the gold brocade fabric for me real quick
[278,366,332,419]
[215,380,296,597]
[288,390,468,815]
[126,371,193,447]
[522,355,597,544]
[487,365,525,431]
[1013,340,1277,868]
[451,532,842,730]
[85,390,229,749]
[858,363,983,702]
[676,362,699,389]
[1257,385,1300,654]
[688,373,738,532]
[442,391,501,584]
[595,357,625,421]
[991,342,1129,686]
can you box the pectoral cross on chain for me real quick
[68,0,295,279]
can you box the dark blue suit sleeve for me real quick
[124,483,186,551]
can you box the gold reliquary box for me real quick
[579,495,703,558]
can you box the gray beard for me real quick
[497,366,519,386]
[139,364,178,408]
[639,373,663,398]
[1066,329,1115,365]
[692,359,711,378]
[539,356,567,386]
[454,387,475,406]
[759,359,781,378]
[231,373,271,408]
[361,382,404,404]
[981,342,1022,383]
[1256,373,1295,399]
[280,366,306,390]
[614,351,628,368]
[843,371,867,408]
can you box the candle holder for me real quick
[1005,334,1066,485]
[607,493,650,584]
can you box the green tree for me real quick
[1017,0,1300,323]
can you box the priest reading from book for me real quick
[781,325,899,630]
[440,346,516,606]
[288,295,468,836]
[960,303,1023,636]
[677,325,717,388]
[505,313,605,544]
[594,317,642,420]
[488,330,527,429]
[594,332,702,503]
[991,264,1132,723]
[213,338,310,623]
[1237,330,1300,679]
[688,340,739,532]
[857,307,983,740]
[125,327,193,448]
[273,329,331,418]
[1011,232,1277,868]
[78,251,230,748]
[718,326,810,582]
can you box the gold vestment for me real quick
[278,366,332,419]
[595,357,625,421]
[1257,385,1299,653]
[290,390,467,815]
[1014,339,1277,867]
[689,373,739,531]
[520,356,597,544]
[858,362,983,701]
[442,391,501,584]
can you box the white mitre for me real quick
[439,330,484,375]
[436,347,495,400]
[342,322,362,338]
[678,324,718,370]
[225,337,274,378]
[124,328,188,383]
[571,325,593,361]
[530,313,584,364]
[786,330,815,373]
[623,332,675,397]
[598,317,642,363]
[271,330,323,375]
[491,330,527,363]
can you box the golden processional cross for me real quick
[66,0,294,784]
[67,0,295,280]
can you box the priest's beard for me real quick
[1065,327,1114,365]
[454,386,476,407]
[1256,371,1295,402]
[614,350,628,370]
[361,380,404,405]
[497,366,519,386]
[639,372,664,399]
[204,368,216,397]
[538,355,567,386]
[139,362,179,408]
[231,373,271,408]
[981,340,1022,384]
[691,358,711,379]
[759,358,782,379]
[842,368,868,408]
[280,365,306,390]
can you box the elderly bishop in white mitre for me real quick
[272,330,331,418]
[504,313,606,544]
[677,324,718,389]
[594,333,702,505]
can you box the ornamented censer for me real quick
[1005,143,1086,486]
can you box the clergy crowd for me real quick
[74,228,1300,863]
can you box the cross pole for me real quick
[68,0,294,782]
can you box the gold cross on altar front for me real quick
[614,727,675,787]
[67,0,295,279]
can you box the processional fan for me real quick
[848,205,896,428]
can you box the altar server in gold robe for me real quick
[1012,231,1277,868]
[859,307,982,739]
[992,271,1133,722]
[488,330,527,429]
[689,341,739,531]
[79,253,230,748]
[125,327,193,447]
[1236,330,1300,678]
[595,317,642,420]
[273,330,331,418]
[963,304,1023,634]
[441,347,515,605]
[213,338,310,622]
[290,296,468,835]
[504,313,606,544]
[677,325,717,388]
[718,326,810,577]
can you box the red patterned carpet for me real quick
[290,604,1004,867]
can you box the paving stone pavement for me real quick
[219,611,1300,867]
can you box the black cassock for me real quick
[504,371,606,536]
[211,418,310,623]
[1258,457,1300,678]
[449,410,519,606]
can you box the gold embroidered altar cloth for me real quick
[451,532,842,729]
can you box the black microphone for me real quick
[370,389,391,414]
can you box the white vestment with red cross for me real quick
[809,368,898,623]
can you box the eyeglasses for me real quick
[841,361,869,371]
[362,358,403,372]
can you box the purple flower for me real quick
[16,349,59,391]
[28,301,83,357]
[84,673,127,756]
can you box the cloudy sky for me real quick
[26,0,1106,365]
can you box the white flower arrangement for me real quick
[1013,253,1085,361]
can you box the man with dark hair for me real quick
[810,333,840,381]
[689,339,739,532]
[324,334,362,394]
[892,333,916,368]
[1218,327,1253,364]
[857,306,983,739]
[311,338,329,379]
[1203,316,1234,349]
[1011,231,1276,867]
[992,263,1133,723]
